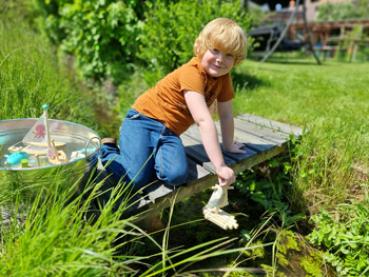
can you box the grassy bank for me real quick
[232,59,369,211]
[0,21,96,125]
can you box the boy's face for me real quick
[200,48,234,78]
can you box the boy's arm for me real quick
[218,100,246,153]
[184,91,235,187]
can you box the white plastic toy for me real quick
[203,184,239,230]
[6,104,68,167]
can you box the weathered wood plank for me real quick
[238,114,303,137]
[234,118,288,145]
[185,120,283,154]
[185,124,258,162]
[214,121,280,153]
[182,130,242,168]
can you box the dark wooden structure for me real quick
[290,19,369,46]
[136,114,302,219]
[289,19,369,59]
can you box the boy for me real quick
[100,17,247,191]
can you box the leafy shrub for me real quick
[35,0,254,85]
[138,0,253,77]
[35,0,142,82]
[317,0,369,21]
[308,199,369,276]
[234,155,304,229]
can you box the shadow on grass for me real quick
[231,71,270,92]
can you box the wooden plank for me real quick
[185,120,289,152]
[181,131,240,169]
[185,121,282,154]
[234,118,288,145]
[184,124,258,162]
[237,114,303,137]
[214,121,280,153]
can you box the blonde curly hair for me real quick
[194,18,247,65]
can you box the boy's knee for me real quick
[158,164,188,185]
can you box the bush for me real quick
[138,0,253,77]
[35,0,142,82]
[35,1,254,85]
[308,199,369,276]
[317,0,369,21]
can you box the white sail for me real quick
[21,105,63,161]
[22,114,49,146]
[22,108,65,147]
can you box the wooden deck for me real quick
[136,114,302,214]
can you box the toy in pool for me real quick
[0,104,100,170]
[4,104,69,168]
[5,152,29,165]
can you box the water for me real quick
[1,140,98,169]
[0,119,100,171]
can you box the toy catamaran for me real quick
[5,104,68,167]
[203,184,239,230]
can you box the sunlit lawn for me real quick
[234,57,369,210]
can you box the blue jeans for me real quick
[100,109,188,190]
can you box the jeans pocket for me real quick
[126,109,141,120]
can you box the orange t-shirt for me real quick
[132,57,234,135]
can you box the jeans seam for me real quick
[158,134,164,180]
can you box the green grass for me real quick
[233,58,369,211]
[0,20,95,127]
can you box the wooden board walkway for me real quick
[136,114,302,215]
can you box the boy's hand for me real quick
[216,165,236,187]
[224,141,246,154]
